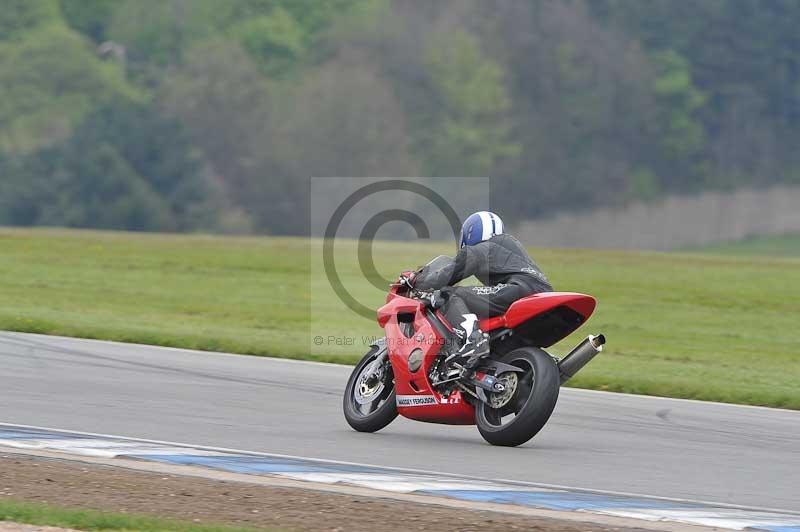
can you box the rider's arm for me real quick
[448,241,491,285]
[415,242,492,290]
[414,255,456,290]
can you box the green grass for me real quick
[694,233,800,256]
[0,498,264,531]
[1,227,798,409]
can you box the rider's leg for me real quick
[442,284,528,367]
[441,294,486,359]
[438,294,487,372]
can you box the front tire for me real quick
[343,345,397,433]
[476,347,559,447]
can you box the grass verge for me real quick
[0,227,798,409]
[0,499,263,531]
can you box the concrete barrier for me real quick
[516,185,800,250]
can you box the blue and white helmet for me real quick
[460,211,504,248]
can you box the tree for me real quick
[66,102,228,231]
[107,0,221,80]
[0,25,140,153]
[0,142,172,231]
[650,50,707,190]
[260,54,420,234]
[590,0,800,190]
[480,0,658,215]
[0,0,59,41]
[423,30,519,177]
[108,0,371,81]
[59,0,117,42]
[161,40,271,215]
[0,100,228,232]
[227,7,305,77]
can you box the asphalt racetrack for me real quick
[1,332,797,513]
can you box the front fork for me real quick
[363,339,389,383]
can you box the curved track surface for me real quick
[1,332,797,512]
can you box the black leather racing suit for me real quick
[414,234,552,332]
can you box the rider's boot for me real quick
[447,314,490,371]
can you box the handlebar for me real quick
[395,273,434,304]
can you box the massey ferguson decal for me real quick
[396,395,438,407]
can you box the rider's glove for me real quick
[400,270,417,287]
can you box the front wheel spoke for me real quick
[358,398,375,416]
[377,383,392,401]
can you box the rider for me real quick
[409,211,552,369]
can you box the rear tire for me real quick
[343,345,398,433]
[476,347,559,447]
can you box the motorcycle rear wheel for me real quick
[343,345,398,433]
[476,347,559,447]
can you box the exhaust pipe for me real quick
[558,334,605,384]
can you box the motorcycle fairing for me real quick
[378,294,476,424]
[479,292,596,348]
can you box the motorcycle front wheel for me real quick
[476,347,559,447]
[343,344,398,433]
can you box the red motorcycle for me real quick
[343,273,606,446]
